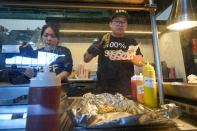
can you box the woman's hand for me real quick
[24,68,35,78]
[56,71,70,80]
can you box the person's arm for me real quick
[19,43,37,58]
[84,52,96,63]
[84,42,102,63]
[56,71,70,80]
[131,46,144,67]
[59,48,73,80]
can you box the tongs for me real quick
[156,103,181,119]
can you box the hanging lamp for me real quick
[167,0,197,30]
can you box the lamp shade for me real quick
[167,0,197,30]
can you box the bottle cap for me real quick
[136,73,143,80]
[131,75,137,80]
[143,60,154,71]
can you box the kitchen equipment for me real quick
[163,82,197,116]
[163,82,197,101]
[0,85,29,106]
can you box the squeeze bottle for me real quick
[136,73,144,103]
[142,61,158,108]
[130,75,137,101]
[26,66,61,131]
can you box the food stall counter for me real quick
[163,82,197,101]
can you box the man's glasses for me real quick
[112,20,127,26]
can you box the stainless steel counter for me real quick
[0,83,197,130]
[1,97,197,131]
[163,82,197,101]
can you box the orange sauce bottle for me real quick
[130,75,137,101]
[136,73,144,103]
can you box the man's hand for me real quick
[84,37,104,63]
[131,55,144,67]
[87,43,102,56]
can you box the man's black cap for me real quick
[111,10,129,21]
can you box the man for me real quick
[84,10,144,96]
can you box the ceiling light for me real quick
[167,0,197,31]
[60,29,160,34]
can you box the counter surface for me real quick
[0,82,197,130]
[163,82,197,101]
[1,97,197,131]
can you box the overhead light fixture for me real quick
[60,30,161,34]
[167,0,197,30]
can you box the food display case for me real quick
[163,82,197,101]
[163,82,197,117]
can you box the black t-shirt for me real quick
[96,34,142,95]
[18,45,73,84]
[98,34,142,79]
[37,46,73,75]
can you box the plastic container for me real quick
[26,66,61,131]
[136,73,144,103]
[142,61,158,108]
[130,75,137,101]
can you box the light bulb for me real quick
[167,21,197,30]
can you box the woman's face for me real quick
[42,27,58,49]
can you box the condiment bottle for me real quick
[26,66,61,131]
[142,61,158,108]
[136,73,144,103]
[130,75,137,101]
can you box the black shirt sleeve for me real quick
[37,46,73,74]
[63,48,73,73]
[51,46,73,74]
[19,44,36,57]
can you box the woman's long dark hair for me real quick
[41,24,59,39]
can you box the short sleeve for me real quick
[64,49,73,73]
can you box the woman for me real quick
[21,24,73,82]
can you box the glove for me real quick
[87,44,102,56]
[19,43,34,57]
[87,38,102,56]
